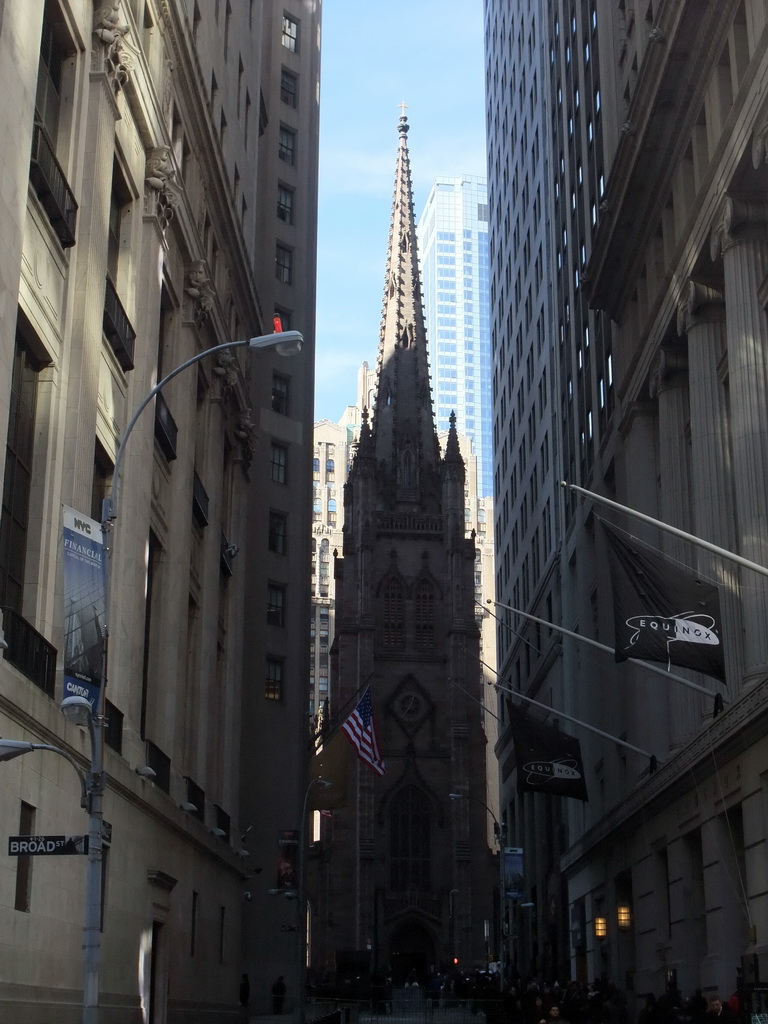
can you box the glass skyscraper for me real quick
[417,176,492,497]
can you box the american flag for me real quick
[341,687,386,776]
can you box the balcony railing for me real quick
[29,122,78,249]
[1,606,57,698]
[103,276,136,371]
[154,392,178,462]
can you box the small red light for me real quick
[453,957,458,965]
[273,315,283,333]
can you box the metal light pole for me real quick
[449,792,506,986]
[0,722,98,1001]
[75,330,302,1024]
[297,777,330,1024]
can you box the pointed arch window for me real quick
[400,448,415,489]
[390,786,431,892]
[414,580,435,650]
[382,578,404,648]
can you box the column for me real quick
[618,402,671,756]
[677,281,743,690]
[710,197,768,682]
[649,348,696,744]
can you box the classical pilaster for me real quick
[64,26,124,504]
[677,281,743,690]
[701,813,750,994]
[710,197,768,682]
[666,834,706,998]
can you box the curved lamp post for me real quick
[6,330,302,1024]
[449,791,507,987]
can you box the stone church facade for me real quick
[310,116,497,984]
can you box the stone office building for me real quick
[0,0,319,1019]
[487,0,768,1002]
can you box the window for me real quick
[282,14,299,51]
[276,244,293,284]
[269,511,287,554]
[277,185,294,224]
[0,335,39,611]
[267,584,285,627]
[266,657,283,700]
[280,69,297,107]
[278,126,296,164]
[14,801,36,912]
[91,437,113,522]
[36,1,68,144]
[390,786,431,891]
[271,443,287,483]
[382,578,404,649]
[414,581,435,650]
[272,373,289,415]
[107,160,131,285]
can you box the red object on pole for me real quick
[273,314,283,332]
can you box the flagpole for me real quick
[560,481,768,579]
[462,633,659,761]
[486,601,716,699]
[492,679,657,762]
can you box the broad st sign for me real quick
[8,835,89,856]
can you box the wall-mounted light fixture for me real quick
[617,904,632,931]
[594,916,607,939]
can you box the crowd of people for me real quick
[495,978,741,1024]
[401,972,743,1024]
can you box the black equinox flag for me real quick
[603,522,725,681]
[508,702,588,801]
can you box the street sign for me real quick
[8,835,89,856]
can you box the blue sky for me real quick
[313,0,487,423]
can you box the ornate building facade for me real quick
[312,116,496,982]
[0,0,319,1019]
[487,0,768,1004]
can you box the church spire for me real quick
[372,112,441,511]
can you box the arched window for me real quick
[390,786,431,892]
[382,578,404,648]
[414,580,435,650]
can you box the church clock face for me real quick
[398,691,422,721]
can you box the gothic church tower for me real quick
[317,115,496,982]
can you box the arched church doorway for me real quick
[387,919,436,986]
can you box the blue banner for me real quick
[503,847,524,900]
[62,507,105,710]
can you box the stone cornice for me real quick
[561,675,768,875]
[586,0,741,321]
[157,1,264,333]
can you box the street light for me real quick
[0,736,88,808]
[449,791,507,988]
[298,777,331,1024]
[73,329,303,1024]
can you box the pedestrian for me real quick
[272,975,287,1014]
[551,1004,571,1024]
[240,973,250,1007]
[705,997,732,1024]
